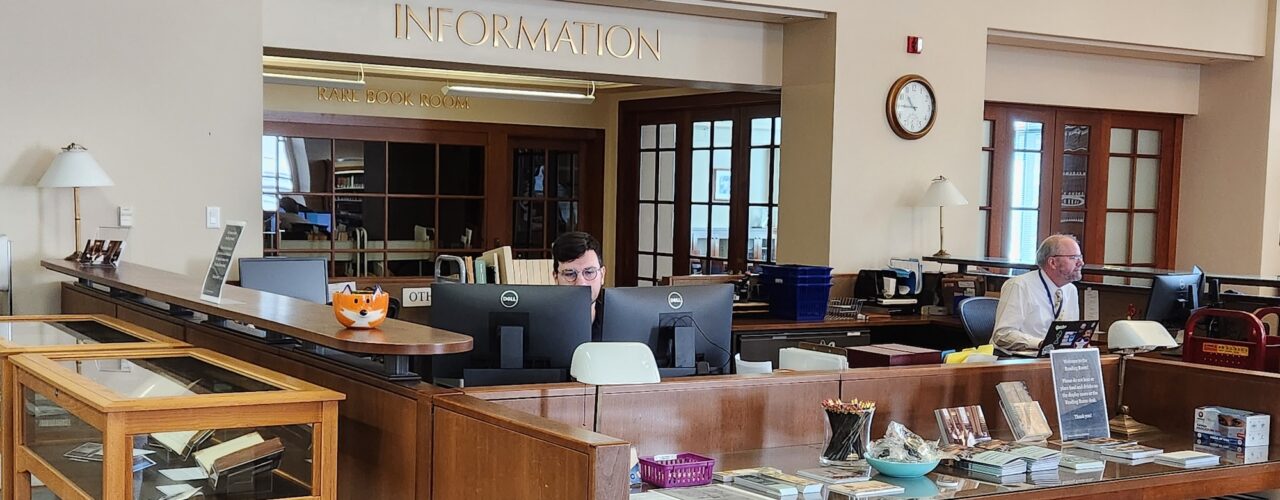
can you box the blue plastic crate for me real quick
[759,264,833,281]
[765,281,832,322]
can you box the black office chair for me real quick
[387,297,401,320]
[957,297,999,347]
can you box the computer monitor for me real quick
[1146,267,1204,330]
[601,284,733,376]
[428,284,593,387]
[302,211,332,230]
[238,257,330,304]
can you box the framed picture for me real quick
[713,169,732,201]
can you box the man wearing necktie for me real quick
[992,234,1085,357]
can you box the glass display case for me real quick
[8,348,342,500]
[0,315,188,500]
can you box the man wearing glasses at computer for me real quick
[992,234,1085,357]
[552,232,607,340]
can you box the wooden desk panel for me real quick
[596,372,841,454]
[463,383,595,429]
[840,359,1120,438]
[1125,357,1280,444]
[59,284,116,316]
[733,314,955,333]
[432,394,628,500]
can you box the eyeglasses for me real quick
[557,267,601,282]
[1052,254,1084,262]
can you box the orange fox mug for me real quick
[333,285,389,329]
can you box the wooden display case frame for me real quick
[7,348,343,500]
[0,314,189,500]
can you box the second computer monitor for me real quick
[1146,268,1203,329]
[601,284,733,376]
[429,284,593,387]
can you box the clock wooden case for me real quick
[886,74,937,140]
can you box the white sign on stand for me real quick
[1050,348,1110,442]
[200,221,246,304]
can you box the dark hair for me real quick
[551,232,603,271]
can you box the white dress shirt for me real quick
[992,269,1079,356]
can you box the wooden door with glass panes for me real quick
[618,95,781,287]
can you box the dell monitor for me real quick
[1146,267,1204,330]
[428,284,593,387]
[238,257,330,304]
[601,284,733,377]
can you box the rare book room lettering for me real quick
[316,87,470,109]
[394,4,662,61]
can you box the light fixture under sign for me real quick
[440,83,596,104]
[264,65,366,90]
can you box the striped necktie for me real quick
[1053,288,1063,319]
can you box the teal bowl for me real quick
[866,456,941,478]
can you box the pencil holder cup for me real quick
[821,404,875,466]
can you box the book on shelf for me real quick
[935,405,992,447]
[152,429,215,459]
[794,465,871,484]
[996,381,1052,442]
[827,480,906,498]
[731,473,799,498]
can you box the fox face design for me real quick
[332,285,389,329]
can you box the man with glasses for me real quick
[552,232,607,340]
[992,234,1085,357]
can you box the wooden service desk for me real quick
[732,314,968,367]
[48,261,476,500]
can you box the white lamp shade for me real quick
[1107,320,1178,351]
[39,144,113,188]
[569,342,660,385]
[919,176,968,207]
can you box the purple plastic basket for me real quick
[638,453,716,488]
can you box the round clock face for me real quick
[894,81,934,134]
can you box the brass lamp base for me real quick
[1110,410,1159,436]
[932,249,951,258]
[64,251,81,261]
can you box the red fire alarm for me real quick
[907,36,923,54]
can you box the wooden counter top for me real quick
[733,314,962,333]
[43,259,472,356]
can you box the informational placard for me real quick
[1049,348,1110,442]
[200,221,246,304]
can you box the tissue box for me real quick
[1194,406,1270,449]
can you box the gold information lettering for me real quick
[393,4,661,61]
[316,87,471,109]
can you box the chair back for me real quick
[957,297,999,347]
[733,353,773,374]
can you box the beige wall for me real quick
[985,45,1201,115]
[0,1,263,314]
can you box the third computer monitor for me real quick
[1146,267,1204,329]
[601,284,733,376]
[429,283,593,387]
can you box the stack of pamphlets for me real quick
[713,466,777,483]
[795,465,872,484]
[958,450,1028,476]
[827,480,906,498]
[1058,453,1105,471]
[732,470,823,497]
[1072,437,1134,452]
[1097,443,1163,460]
[1154,450,1220,468]
[1007,444,1061,472]
[652,484,773,499]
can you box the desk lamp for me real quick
[39,143,113,260]
[571,342,660,430]
[1108,320,1178,436]
[919,176,968,257]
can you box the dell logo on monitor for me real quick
[500,290,520,308]
[667,291,684,310]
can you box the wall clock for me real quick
[886,74,936,140]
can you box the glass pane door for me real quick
[690,119,732,275]
[637,123,677,286]
[1007,120,1045,262]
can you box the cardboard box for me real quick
[1194,406,1270,449]
[848,343,942,368]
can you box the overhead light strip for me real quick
[263,65,366,90]
[440,84,596,104]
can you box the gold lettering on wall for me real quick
[393,4,661,61]
[314,86,470,109]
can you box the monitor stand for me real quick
[658,326,712,378]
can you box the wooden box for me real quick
[847,343,942,368]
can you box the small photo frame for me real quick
[713,169,732,201]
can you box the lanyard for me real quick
[1039,271,1063,320]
